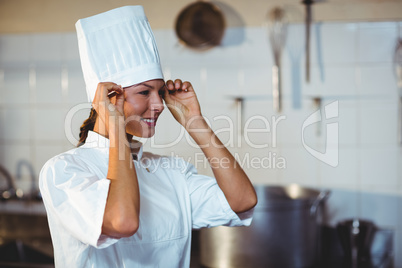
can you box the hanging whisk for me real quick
[266,7,288,113]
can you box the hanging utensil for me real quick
[285,6,304,109]
[394,38,402,145]
[266,7,288,113]
[302,0,314,83]
[175,1,225,50]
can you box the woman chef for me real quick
[39,5,257,268]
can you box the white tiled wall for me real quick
[0,21,401,266]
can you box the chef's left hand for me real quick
[164,79,202,129]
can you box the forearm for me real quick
[187,118,257,213]
[102,122,140,237]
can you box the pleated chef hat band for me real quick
[76,6,164,102]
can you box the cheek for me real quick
[124,99,147,117]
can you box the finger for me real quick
[108,84,123,98]
[174,79,183,90]
[93,83,123,113]
[165,80,177,95]
[114,88,125,113]
[182,81,194,92]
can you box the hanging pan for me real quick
[175,0,225,50]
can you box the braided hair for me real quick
[77,108,98,147]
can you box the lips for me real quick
[141,117,157,127]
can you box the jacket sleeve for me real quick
[181,159,254,229]
[39,153,119,248]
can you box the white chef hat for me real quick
[75,6,164,102]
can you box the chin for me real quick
[127,129,155,139]
[126,122,156,139]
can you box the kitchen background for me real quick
[0,0,402,267]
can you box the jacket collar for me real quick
[83,130,143,161]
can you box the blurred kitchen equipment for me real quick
[16,159,40,200]
[266,7,288,113]
[302,0,314,83]
[394,37,402,145]
[175,1,225,50]
[315,22,325,82]
[200,184,330,268]
[285,6,304,109]
[0,164,16,200]
[313,96,322,136]
[234,96,244,138]
[336,219,377,268]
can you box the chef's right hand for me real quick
[92,82,125,130]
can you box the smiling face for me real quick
[123,79,165,138]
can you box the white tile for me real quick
[167,67,206,105]
[319,23,358,64]
[156,30,190,67]
[148,107,186,149]
[323,188,360,226]
[152,29,169,65]
[203,100,237,146]
[202,39,241,68]
[359,99,398,146]
[0,35,33,64]
[61,33,80,62]
[64,104,92,147]
[317,99,358,146]
[3,67,30,104]
[276,98,326,147]
[359,147,399,187]
[67,64,87,104]
[0,108,4,140]
[167,33,210,68]
[238,145,282,185]
[35,65,63,104]
[2,107,32,141]
[0,69,4,105]
[280,146,319,187]
[150,108,188,149]
[32,33,62,63]
[33,144,65,178]
[204,67,241,102]
[357,64,399,98]
[221,27,247,48]
[357,22,397,63]
[0,143,31,179]
[360,191,398,228]
[34,108,66,142]
[319,147,358,186]
[239,27,272,68]
[242,100,276,149]
[302,65,358,97]
[242,66,271,96]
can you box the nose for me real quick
[150,92,164,114]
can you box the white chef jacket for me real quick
[39,131,253,268]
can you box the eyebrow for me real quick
[132,83,154,89]
[128,83,166,90]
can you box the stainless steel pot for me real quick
[199,184,330,268]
